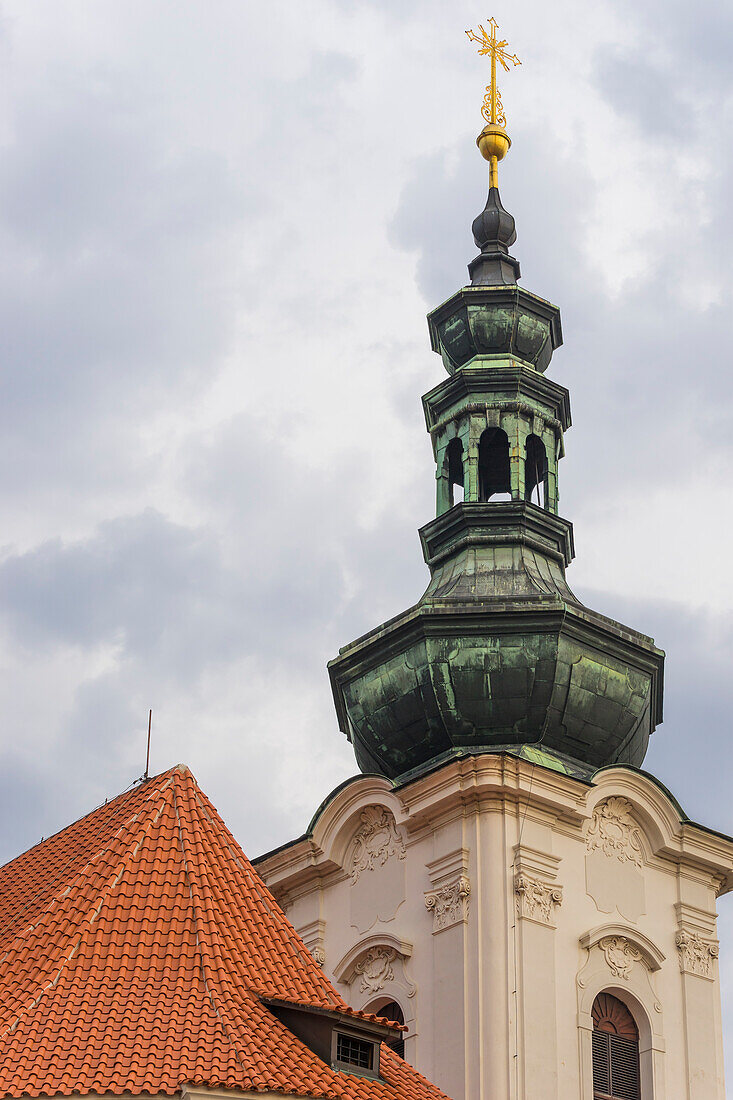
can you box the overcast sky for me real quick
[1,0,733,1074]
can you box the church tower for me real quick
[256,21,733,1100]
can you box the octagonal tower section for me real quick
[329,187,664,783]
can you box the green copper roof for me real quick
[328,182,665,780]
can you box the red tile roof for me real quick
[0,765,448,1100]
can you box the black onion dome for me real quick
[468,186,521,286]
[472,185,517,251]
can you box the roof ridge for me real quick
[170,774,348,1093]
[169,774,252,1077]
[190,786,344,1009]
[0,777,177,1041]
[0,773,175,949]
[0,765,189,873]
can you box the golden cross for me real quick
[466,17,521,128]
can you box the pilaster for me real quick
[423,848,471,1100]
[513,845,562,1099]
[675,902,725,1099]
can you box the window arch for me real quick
[525,434,548,508]
[446,437,464,505]
[592,992,640,1100]
[364,998,405,1060]
[478,428,510,501]
[378,1000,405,1059]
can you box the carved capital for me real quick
[514,872,563,925]
[598,935,643,980]
[349,805,405,883]
[425,875,470,933]
[586,797,644,867]
[676,929,719,979]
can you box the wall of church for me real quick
[256,758,733,1100]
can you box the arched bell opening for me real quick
[478,428,511,502]
[446,437,465,505]
[592,992,641,1099]
[525,434,548,509]
[365,998,406,1059]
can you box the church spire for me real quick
[466,19,522,286]
[328,24,664,782]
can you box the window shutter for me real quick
[608,1034,640,1099]
[592,992,641,1100]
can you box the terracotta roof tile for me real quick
[0,766,449,1100]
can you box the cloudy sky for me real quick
[1,0,733,1066]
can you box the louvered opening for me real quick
[592,1030,611,1095]
[592,993,641,1100]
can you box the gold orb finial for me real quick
[466,17,521,188]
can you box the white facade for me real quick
[256,753,733,1100]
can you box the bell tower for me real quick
[256,22,733,1100]
[328,23,664,785]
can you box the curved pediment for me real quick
[589,768,685,856]
[333,934,414,986]
[580,923,665,972]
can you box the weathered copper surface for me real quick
[329,503,663,779]
[329,184,664,781]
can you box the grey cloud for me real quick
[592,47,684,139]
[0,503,348,676]
[0,65,252,505]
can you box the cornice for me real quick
[419,500,575,569]
[422,361,571,432]
[255,753,733,900]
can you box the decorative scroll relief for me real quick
[676,930,719,978]
[354,947,396,994]
[349,806,406,883]
[310,946,326,967]
[599,936,643,981]
[586,797,645,867]
[425,875,470,933]
[514,873,563,925]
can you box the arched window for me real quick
[377,1000,405,1059]
[478,428,511,501]
[592,992,640,1100]
[446,437,464,505]
[525,434,548,508]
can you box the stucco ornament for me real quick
[310,946,326,967]
[349,806,406,883]
[676,930,719,978]
[514,873,563,924]
[599,935,643,980]
[425,876,470,932]
[354,946,397,994]
[586,797,644,868]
